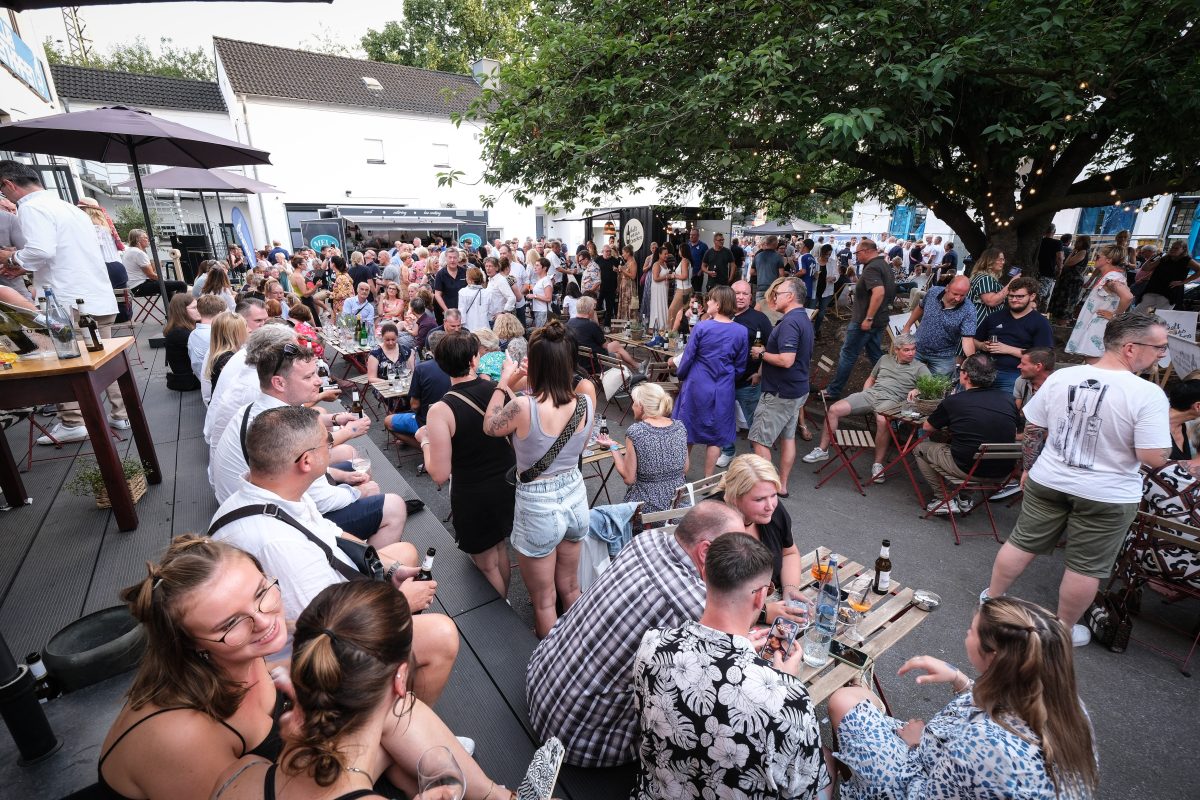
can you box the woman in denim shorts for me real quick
[484,320,595,637]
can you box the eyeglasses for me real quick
[751,581,776,597]
[1131,341,1169,353]
[194,579,282,647]
[293,432,335,463]
[1008,294,1030,301]
[271,342,303,377]
[774,289,794,297]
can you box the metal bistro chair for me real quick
[593,351,635,423]
[919,442,1023,544]
[812,392,876,496]
[110,289,145,368]
[669,471,726,509]
[130,288,166,326]
[1105,511,1200,675]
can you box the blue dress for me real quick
[674,319,747,447]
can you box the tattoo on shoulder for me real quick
[486,398,521,435]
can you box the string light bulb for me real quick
[1049,144,1057,151]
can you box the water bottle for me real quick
[803,555,840,667]
[42,288,81,359]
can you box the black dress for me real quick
[442,378,516,554]
[163,326,199,392]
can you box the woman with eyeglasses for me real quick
[967,248,1009,327]
[1066,244,1133,362]
[100,536,509,800]
[828,597,1098,799]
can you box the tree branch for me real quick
[1017,175,1196,220]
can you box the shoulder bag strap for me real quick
[238,405,254,463]
[444,390,488,418]
[519,396,586,483]
[206,503,364,583]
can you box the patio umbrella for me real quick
[743,220,799,236]
[115,167,280,260]
[1,0,327,8]
[0,105,271,313]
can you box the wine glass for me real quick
[386,363,398,387]
[350,456,371,476]
[417,745,465,800]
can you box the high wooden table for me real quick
[0,337,161,530]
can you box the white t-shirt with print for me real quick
[1024,364,1169,503]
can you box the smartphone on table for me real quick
[759,617,802,661]
[829,640,870,669]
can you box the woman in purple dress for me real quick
[671,285,747,476]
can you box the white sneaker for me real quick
[456,735,476,756]
[958,497,975,514]
[716,453,733,468]
[990,481,1022,500]
[802,447,829,463]
[36,422,89,445]
[924,497,959,515]
[871,463,885,483]
[979,588,992,605]
[1071,624,1091,648]
[108,417,131,431]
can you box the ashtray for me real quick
[912,590,941,611]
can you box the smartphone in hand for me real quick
[759,617,802,661]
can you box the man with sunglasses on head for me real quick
[210,405,460,704]
[973,276,1054,396]
[209,335,408,550]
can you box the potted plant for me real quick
[65,457,148,509]
[913,373,955,415]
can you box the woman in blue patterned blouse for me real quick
[828,596,1098,799]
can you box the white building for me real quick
[0,11,67,194]
[212,37,537,249]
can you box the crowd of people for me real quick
[4,162,1192,800]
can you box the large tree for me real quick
[44,36,214,82]
[463,0,1200,264]
[361,0,529,74]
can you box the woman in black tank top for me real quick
[214,583,519,800]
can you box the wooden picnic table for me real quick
[346,373,411,419]
[605,331,680,360]
[581,441,626,506]
[794,546,930,706]
[321,336,372,376]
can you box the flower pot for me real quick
[43,606,146,693]
[94,473,147,509]
[914,397,943,416]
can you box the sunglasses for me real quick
[271,342,303,377]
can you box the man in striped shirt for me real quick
[526,501,744,768]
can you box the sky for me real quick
[27,1,391,60]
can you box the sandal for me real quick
[798,422,814,441]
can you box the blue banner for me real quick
[230,207,256,264]
[0,18,50,102]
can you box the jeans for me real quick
[992,368,1019,396]
[826,325,885,399]
[721,384,763,458]
[917,352,958,377]
[811,294,833,336]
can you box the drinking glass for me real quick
[783,586,815,630]
[416,745,465,800]
[350,457,371,476]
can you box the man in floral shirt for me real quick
[632,533,828,800]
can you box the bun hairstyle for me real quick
[285,582,414,787]
[122,535,261,718]
[973,597,1098,796]
[527,319,577,406]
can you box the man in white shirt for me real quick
[0,199,27,298]
[984,312,1170,647]
[0,161,125,444]
[924,235,945,268]
[209,336,406,547]
[204,304,278,447]
[209,405,458,702]
[507,251,529,328]
[121,228,186,298]
[190,295,225,403]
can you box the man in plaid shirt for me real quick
[526,501,744,767]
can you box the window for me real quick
[432,143,450,168]
[364,138,385,165]
[1166,197,1199,237]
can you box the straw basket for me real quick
[95,472,148,509]
[913,397,942,416]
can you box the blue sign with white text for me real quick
[459,232,482,248]
[230,207,256,264]
[0,18,50,102]
[310,234,338,250]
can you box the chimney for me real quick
[470,58,500,89]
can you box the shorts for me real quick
[324,494,386,540]
[841,391,903,417]
[748,392,807,445]
[1008,478,1139,578]
[511,468,589,558]
[386,412,419,435]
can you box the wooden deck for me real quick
[0,331,630,799]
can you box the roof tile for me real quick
[49,64,226,112]
[213,37,480,117]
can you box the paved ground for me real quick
[372,382,1197,800]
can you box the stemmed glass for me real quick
[350,456,371,476]
[417,745,465,800]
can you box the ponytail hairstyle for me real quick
[122,535,262,718]
[284,582,414,787]
[973,597,1098,796]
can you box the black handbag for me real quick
[1085,590,1133,652]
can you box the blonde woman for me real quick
[967,248,1008,326]
[459,266,489,331]
[596,382,688,512]
[474,326,505,381]
[1066,243,1133,361]
[204,311,248,397]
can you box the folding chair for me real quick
[669,471,726,508]
[577,346,602,384]
[919,442,1022,544]
[130,289,165,325]
[812,393,877,495]
[1106,512,1200,675]
[110,290,145,368]
[830,283,852,320]
[641,505,692,530]
[594,352,634,422]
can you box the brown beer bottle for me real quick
[416,547,436,581]
[872,540,892,595]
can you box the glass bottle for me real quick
[803,555,840,667]
[42,288,80,359]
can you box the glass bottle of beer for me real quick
[872,540,892,595]
[416,547,436,581]
[42,288,81,359]
[350,390,363,418]
[75,299,104,352]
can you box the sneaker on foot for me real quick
[108,417,131,431]
[802,447,829,463]
[716,453,733,468]
[36,422,89,445]
[957,497,975,513]
[990,480,1022,500]
[455,736,476,756]
[979,588,991,605]
[924,497,959,515]
[871,462,885,483]
[1071,624,1091,648]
